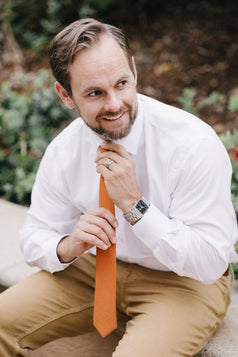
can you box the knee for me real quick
[0,288,24,332]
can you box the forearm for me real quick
[132,203,235,284]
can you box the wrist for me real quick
[121,195,142,214]
[123,196,150,225]
[57,236,76,263]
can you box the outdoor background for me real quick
[1,0,238,273]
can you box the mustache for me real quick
[96,105,131,120]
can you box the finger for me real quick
[100,141,131,159]
[85,208,118,228]
[96,158,117,171]
[78,230,111,250]
[95,151,122,165]
[96,163,113,178]
[87,221,112,246]
[81,217,116,245]
[81,209,118,243]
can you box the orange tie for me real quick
[93,147,117,337]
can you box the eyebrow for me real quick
[82,85,100,95]
[82,74,131,95]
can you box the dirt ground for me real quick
[128,16,238,133]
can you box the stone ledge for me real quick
[195,300,238,357]
[0,199,39,287]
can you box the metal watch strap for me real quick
[123,197,150,224]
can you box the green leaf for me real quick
[228,96,238,112]
[177,88,197,115]
[197,92,222,111]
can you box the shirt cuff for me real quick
[132,203,173,250]
[43,234,76,273]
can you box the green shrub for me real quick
[219,129,238,215]
[0,69,75,205]
[6,0,116,54]
[177,88,222,116]
[232,257,238,280]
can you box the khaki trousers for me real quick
[0,253,231,357]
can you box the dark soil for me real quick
[127,16,238,133]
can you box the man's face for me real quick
[56,35,138,140]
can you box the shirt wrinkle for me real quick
[20,93,238,283]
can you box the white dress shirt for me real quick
[20,94,238,284]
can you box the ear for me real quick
[55,82,75,109]
[132,56,137,86]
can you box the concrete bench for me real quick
[0,199,39,287]
[1,198,238,356]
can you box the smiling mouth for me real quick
[102,111,127,121]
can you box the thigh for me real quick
[0,253,96,352]
[114,265,231,357]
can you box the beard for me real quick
[74,101,138,141]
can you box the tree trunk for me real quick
[0,0,24,71]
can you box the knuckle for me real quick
[114,166,123,176]
[108,230,114,239]
[79,213,87,222]
[95,226,102,235]
[126,160,132,169]
[100,207,108,215]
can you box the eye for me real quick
[88,90,102,97]
[118,80,127,87]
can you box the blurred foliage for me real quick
[4,0,238,54]
[228,95,238,113]
[220,129,238,215]
[0,70,75,204]
[5,0,115,54]
[177,89,222,116]
[232,256,238,279]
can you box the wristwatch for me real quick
[123,197,150,224]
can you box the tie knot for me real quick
[99,145,109,154]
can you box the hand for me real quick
[95,141,141,213]
[57,208,118,263]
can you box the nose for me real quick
[104,92,122,113]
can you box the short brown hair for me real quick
[49,18,134,97]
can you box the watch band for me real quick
[123,197,150,224]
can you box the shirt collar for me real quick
[84,94,143,155]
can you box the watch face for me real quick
[136,199,148,214]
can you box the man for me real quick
[0,18,237,356]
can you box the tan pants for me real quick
[0,253,231,357]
